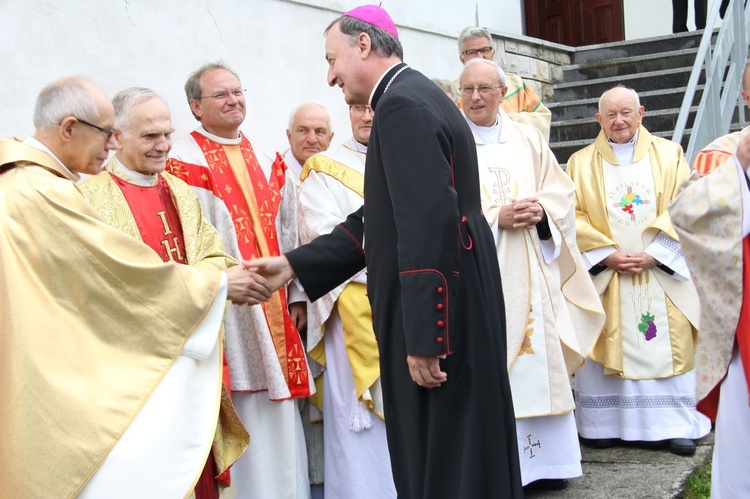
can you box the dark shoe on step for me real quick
[524,478,569,490]
[669,438,696,455]
[581,437,620,448]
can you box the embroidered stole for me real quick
[189,132,310,398]
[602,156,679,378]
[111,174,188,264]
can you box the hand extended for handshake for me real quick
[224,256,295,305]
[602,251,658,275]
[497,196,545,229]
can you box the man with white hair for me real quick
[285,101,335,183]
[298,101,396,498]
[79,87,255,498]
[567,85,710,455]
[454,26,552,141]
[460,57,605,489]
[166,62,314,499]
[0,78,267,497]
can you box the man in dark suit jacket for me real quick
[251,5,522,498]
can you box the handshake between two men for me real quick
[226,257,294,305]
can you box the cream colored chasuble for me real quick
[602,155,673,378]
[477,143,555,417]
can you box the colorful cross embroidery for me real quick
[613,186,651,221]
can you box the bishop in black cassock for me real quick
[256,7,523,498]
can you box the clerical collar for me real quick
[608,129,638,166]
[111,156,159,187]
[370,62,408,109]
[196,126,242,145]
[283,149,303,177]
[464,114,502,145]
[352,140,368,154]
[23,136,79,181]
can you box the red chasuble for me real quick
[698,235,750,420]
[111,174,188,264]
[168,132,310,398]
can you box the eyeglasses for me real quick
[349,105,373,115]
[199,89,246,100]
[462,47,494,57]
[76,118,114,140]
[461,85,503,96]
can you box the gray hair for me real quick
[326,16,403,61]
[184,61,241,120]
[112,87,167,131]
[287,101,333,132]
[598,85,641,114]
[33,78,99,131]
[458,26,492,54]
[460,58,506,88]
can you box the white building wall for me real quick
[0,0,521,152]
[0,0,722,151]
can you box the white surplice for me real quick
[298,137,396,498]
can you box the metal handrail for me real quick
[671,0,750,163]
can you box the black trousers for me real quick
[672,0,707,32]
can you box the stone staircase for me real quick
[548,30,728,166]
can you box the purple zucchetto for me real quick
[342,4,399,39]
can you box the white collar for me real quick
[195,126,243,146]
[463,113,502,145]
[111,156,159,186]
[369,62,403,106]
[283,149,303,177]
[23,136,79,181]
[608,129,639,166]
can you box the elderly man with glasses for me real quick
[167,61,314,499]
[0,78,268,497]
[461,58,605,490]
[453,26,552,142]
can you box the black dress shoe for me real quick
[525,478,569,490]
[581,437,620,448]
[669,438,696,455]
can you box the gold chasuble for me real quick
[566,127,700,379]
[79,158,249,479]
[170,132,310,398]
[0,139,225,497]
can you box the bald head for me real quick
[741,61,750,109]
[286,102,334,165]
[33,77,115,175]
[595,86,644,144]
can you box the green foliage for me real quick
[684,461,711,499]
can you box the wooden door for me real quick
[525,0,624,46]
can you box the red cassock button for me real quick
[437,320,444,327]
[436,303,444,310]
[436,337,444,343]
[437,287,444,293]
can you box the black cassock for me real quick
[286,63,522,498]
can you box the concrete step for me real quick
[524,433,714,498]
[562,48,699,83]
[550,107,698,144]
[570,30,708,64]
[551,67,700,101]
[553,120,749,168]
[548,86,706,121]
